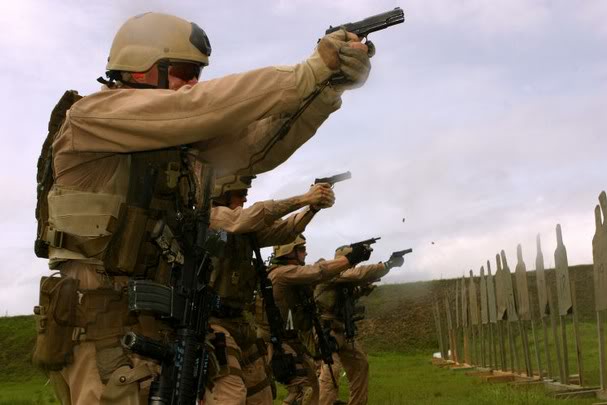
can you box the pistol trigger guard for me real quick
[366,40,376,58]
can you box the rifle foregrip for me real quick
[122,332,169,361]
[174,329,202,404]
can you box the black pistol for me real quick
[314,171,352,187]
[326,7,405,38]
[350,237,381,248]
[390,248,413,258]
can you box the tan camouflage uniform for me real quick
[41,57,342,405]
[206,204,318,405]
[258,260,350,405]
[315,263,388,405]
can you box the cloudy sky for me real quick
[1,0,605,315]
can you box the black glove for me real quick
[385,255,404,270]
[345,244,372,266]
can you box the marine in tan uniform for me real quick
[258,236,373,405]
[205,174,335,405]
[32,12,371,405]
[315,248,404,405]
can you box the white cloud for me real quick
[574,1,607,38]
[410,0,550,36]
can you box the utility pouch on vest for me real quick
[103,150,184,276]
[32,275,80,370]
[104,204,152,274]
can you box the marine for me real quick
[315,247,405,405]
[206,174,335,405]
[257,236,373,404]
[32,11,371,404]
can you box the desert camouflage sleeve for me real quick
[210,203,316,235]
[333,263,388,284]
[61,64,341,175]
[256,208,316,247]
[269,263,328,286]
[210,202,278,233]
[269,257,351,286]
[201,87,342,175]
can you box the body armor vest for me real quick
[45,147,195,282]
[209,233,257,310]
[314,283,338,318]
[268,264,313,334]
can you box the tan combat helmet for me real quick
[105,12,211,87]
[211,174,256,204]
[273,234,307,259]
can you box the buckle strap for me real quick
[229,366,244,380]
[239,337,269,367]
[246,377,271,397]
[240,346,262,367]
[44,228,111,258]
[227,347,242,364]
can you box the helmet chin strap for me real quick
[97,59,170,89]
[157,59,169,89]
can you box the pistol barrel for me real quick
[326,7,405,36]
[392,248,413,257]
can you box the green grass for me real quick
[272,352,598,404]
[0,377,57,405]
[3,353,597,405]
[0,316,39,382]
[365,353,597,405]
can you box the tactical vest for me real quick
[268,264,313,334]
[48,149,190,280]
[209,233,257,311]
[36,92,196,278]
[314,282,338,318]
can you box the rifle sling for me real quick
[248,234,285,351]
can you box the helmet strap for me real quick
[97,76,115,88]
[98,70,158,89]
[157,59,170,89]
[120,81,158,90]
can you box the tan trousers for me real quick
[318,332,368,405]
[45,263,158,405]
[267,340,318,405]
[48,342,156,405]
[206,323,273,405]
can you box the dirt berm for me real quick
[356,264,595,353]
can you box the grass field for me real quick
[0,377,57,405]
[275,352,598,404]
[1,353,598,405]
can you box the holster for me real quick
[32,275,80,371]
[270,351,298,384]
